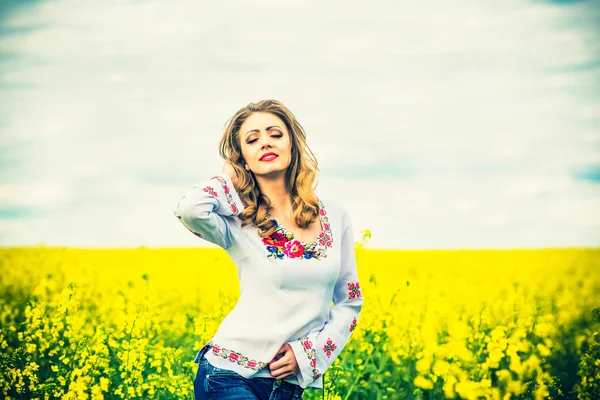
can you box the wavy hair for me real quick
[218,99,320,238]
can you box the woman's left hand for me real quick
[269,343,300,380]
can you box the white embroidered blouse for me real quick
[173,173,363,389]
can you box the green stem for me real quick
[343,348,374,400]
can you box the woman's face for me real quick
[239,112,292,178]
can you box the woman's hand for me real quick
[269,343,300,380]
[223,159,239,187]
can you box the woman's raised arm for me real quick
[173,164,244,249]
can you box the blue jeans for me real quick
[194,344,305,400]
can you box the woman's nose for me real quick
[260,134,273,148]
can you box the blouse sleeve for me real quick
[173,173,245,249]
[287,208,364,388]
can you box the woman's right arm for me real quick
[173,171,245,249]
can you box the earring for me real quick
[245,164,250,170]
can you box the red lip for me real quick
[260,152,278,161]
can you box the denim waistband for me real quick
[193,342,212,363]
[194,342,304,395]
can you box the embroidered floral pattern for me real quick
[263,200,333,260]
[318,207,333,249]
[298,336,321,381]
[213,176,239,216]
[349,317,358,332]
[348,282,362,299]
[284,239,305,258]
[323,338,337,358]
[202,186,218,197]
[210,343,268,371]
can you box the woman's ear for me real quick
[245,164,250,171]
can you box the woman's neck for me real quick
[256,175,293,219]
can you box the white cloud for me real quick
[0,182,73,209]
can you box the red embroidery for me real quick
[349,317,358,332]
[262,232,287,248]
[210,343,267,371]
[319,207,333,248]
[202,186,218,197]
[299,336,321,381]
[187,228,203,238]
[213,176,239,216]
[348,282,362,299]
[323,338,337,358]
[284,240,305,258]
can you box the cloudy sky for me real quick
[0,0,598,249]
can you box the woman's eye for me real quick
[247,133,281,144]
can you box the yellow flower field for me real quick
[0,244,599,399]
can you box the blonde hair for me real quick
[218,99,320,237]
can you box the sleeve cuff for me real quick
[288,336,321,389]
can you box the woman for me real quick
[174,99,363,400]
